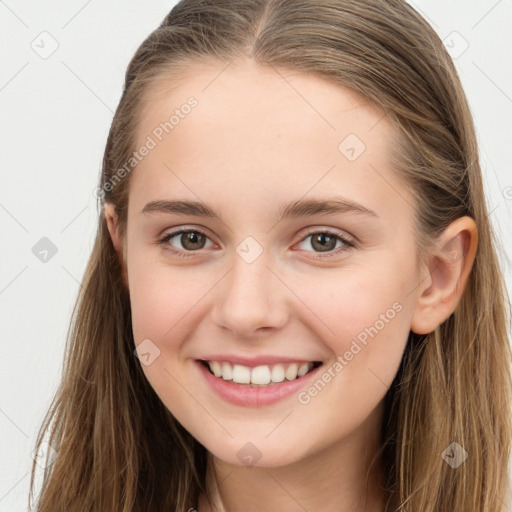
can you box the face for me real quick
[115,59,422,467]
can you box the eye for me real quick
[296,229,355,259]
[157,228,215,257]
[157,227,355,259]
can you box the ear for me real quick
[103,202,128,289]
[104,202,122,251]
[410,216,478,335]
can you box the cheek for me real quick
[127,243,208,345]
[278,267,414,453]
[296,257,415,381]
[127,262,207,411]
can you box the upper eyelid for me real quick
[299,226,354,243]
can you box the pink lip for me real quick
[197,354,320,367]
[195,360,323,407]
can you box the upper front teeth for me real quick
[207,361,314,384]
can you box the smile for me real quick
[200,360,321,386]
[196,358,324,407]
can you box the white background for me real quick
[1,1,511,510]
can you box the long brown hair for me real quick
[29,1,512,510]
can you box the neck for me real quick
[198,402,387,512]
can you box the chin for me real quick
[202,437,309,469]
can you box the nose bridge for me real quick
[212,241,288,335]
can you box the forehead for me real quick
[129,59,413,221]
[136,58,388,145]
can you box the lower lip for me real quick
[196,361,323,407]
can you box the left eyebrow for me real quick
[140,196,378,221]
[277,197,378,220]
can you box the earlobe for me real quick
[410,216,478,335]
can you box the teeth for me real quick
[232,364,251,384]
[221,362,232,381]
[210,361,222,377]
[271,364,285,383]
[251,365,271,385]
[206,360,315,385]
[285,363,298,381]
[297,363,309,377]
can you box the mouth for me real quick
[198,359,323,387]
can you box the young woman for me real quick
[29,1,512,510]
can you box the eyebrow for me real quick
[141,196,378,221]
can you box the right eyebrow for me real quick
[141,200,223,220]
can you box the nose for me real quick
[210,250,289,338]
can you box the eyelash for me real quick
[157,227,355,260]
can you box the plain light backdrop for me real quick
[1,1,511,510]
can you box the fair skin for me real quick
[104,59,477,512]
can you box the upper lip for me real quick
[197,355,323,367]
